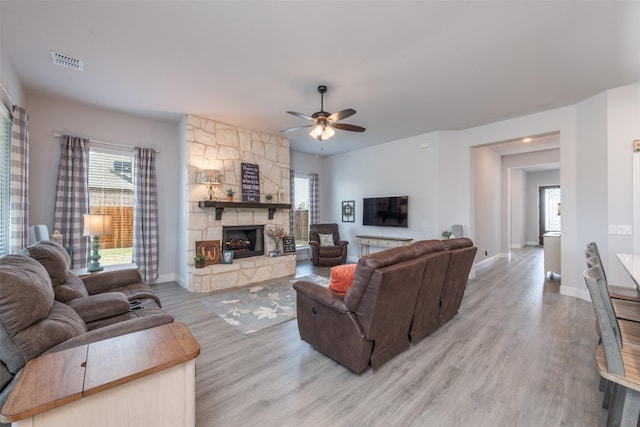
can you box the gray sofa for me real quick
[0,241,173,410]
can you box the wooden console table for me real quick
[0,322,200,427]
[355,235,413,258]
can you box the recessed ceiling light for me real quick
[523,138,532,143]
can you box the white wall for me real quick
[472,146,501,260]
[25,92,183,283]
[290,150,327,216]
[605,83,640,287]
[525,169,560,244]
[326,133,439,261]
[509,168,526,248]
[0,55,25,107]
[501,149,560,251]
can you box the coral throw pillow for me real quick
[328,264,357,296]
[319,233,335,247]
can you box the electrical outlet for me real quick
[609,225,618,235]
[484,250,488,256]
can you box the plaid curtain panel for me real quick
[309,172,319,225]
[54,136,89,268]
[9,106,28,253]
[289,169,295,237]
[133,147,159,283]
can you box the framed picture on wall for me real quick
[342,200,355,223]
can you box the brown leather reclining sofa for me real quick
[293,238,477,373]
[0,240,173,409]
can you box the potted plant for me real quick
[265,193,273,202]
[226,188,235,201]
[441,230,452,239]
[194,253,205,268]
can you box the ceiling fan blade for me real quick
[331,123,366,133]
[327,108,356,123]
[286,111,314,121]
[280,124,314,133]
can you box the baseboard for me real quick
[510,243,525,249]
[150,273,176,285]
[474,254,499,269]
[498,252,511,260]
[560,284,591,302]
[526,241,539,246]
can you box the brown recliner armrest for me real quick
[293,280,349,313]
[82,269,143,295]
[336,240,348,247]
[65,293,131,324]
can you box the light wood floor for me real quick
[153,247,606,426]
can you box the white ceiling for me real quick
[2,1,639,156]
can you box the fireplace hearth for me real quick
[222,225,264,259]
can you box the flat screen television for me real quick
[362,196,408,228]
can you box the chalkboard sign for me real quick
[282,236,296,254]
[241,162,260,202]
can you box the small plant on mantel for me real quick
[226,188,235,201]
[265,193,273,202]
[194,253,206,268]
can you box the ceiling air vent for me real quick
[51,51,84,71]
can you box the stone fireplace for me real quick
[223,225,264,259]
[185,115,295,293]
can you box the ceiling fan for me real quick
[281,85,365,141]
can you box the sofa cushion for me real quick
[65,293,131,324]
[0,255,55,336]
[54,272,90,302]
[13,301,87,362]
[23,240,70,286]
[328,264,357,296]
[0,255,86,373]
[319,233,335,247]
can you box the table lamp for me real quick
[200,169,220,201]
[83,213,112,272]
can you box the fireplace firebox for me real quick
[222,225,264,259]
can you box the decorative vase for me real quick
[195,260,205,268]
[227,196,233,202]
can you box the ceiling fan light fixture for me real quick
[282,85,364,141]
[309,125,335,141]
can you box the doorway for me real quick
[539,185,561,245]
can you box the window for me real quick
[88,149,134,265]
[0,105,11,256]
[294,174,310,247]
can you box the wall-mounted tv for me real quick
[362,196,409,228]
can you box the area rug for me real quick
[200,274,329,335]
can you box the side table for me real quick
[0,322,200,427]
[71,262,138,278]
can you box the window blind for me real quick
[0,105,11,256]
[88,148,134,265]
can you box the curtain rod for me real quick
[53,133,160,153]
[0,82,16,108]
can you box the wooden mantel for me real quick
[198,201,292,220]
